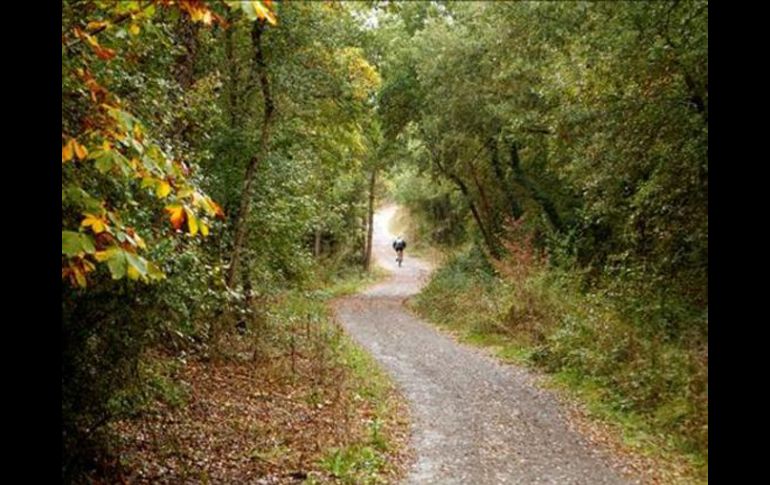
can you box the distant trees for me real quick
[375,1,707,314]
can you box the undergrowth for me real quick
[107,265,408,483]
[410,245,707,484]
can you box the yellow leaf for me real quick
[200,221,209,237]
[129,23,140,35]
[81,214,106,234]
[156,180,172,198]
[252,1,277,25]
[94,250,112,262]
[74,267,87,287]
[86,20,110,32]
[184,207,198,236]
[189,6,205,22]
[84,32,99,48]
[127,264,140,280]
[176,187,194,199]
[134,233,147,249]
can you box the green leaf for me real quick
[225,1,245,13]
[113,150,132,176]
[147,261,165,280]
[114,1,140,14]
[62,231,95,256]
[94,151,114,173]
[240,1,258,21]
[63,186,102,212]
[106,250,127,279]
[141,154,160,172]
[125,252,148,277]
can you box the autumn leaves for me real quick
[62,1,272,287]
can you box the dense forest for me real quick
[62,1,707,483]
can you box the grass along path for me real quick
[111,270,411,484]
[409,251,707,484]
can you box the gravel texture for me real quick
[332,206,639,484]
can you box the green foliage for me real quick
[62,0,706,481]
[320,445,386,484]
[389,165,469,247]
[411,247,707,480]
[379,3,707,473]
[374,0,707,310]
[317,337,397,485]
[62,1,384,482]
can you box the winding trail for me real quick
[333,205,637,484]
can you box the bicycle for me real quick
[393,237,407,267]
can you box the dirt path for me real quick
[333,205,638,484]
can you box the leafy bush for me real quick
[413,245,707,470]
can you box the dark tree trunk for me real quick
[488,136,523,220]
[508,140,563,232]
[225,12,240,129]
[173,18,199,145]
[430,147,500,258]
[226,21,275,289]
[364,168,376,271]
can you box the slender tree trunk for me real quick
[226,21,274,289]
[314,228,322,258]
[173,18,199,145]
[488,136,523,220]
[364,168,377,271]
[225,13,239,129]
[430,149,500,258]
[420,129,501,255]
[174,19,198,91]
[449,171,499,258]
[469,161,496,232]
[508,140,563,232]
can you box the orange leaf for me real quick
[165,205,185,230]
[210,199,225,218]
[95,46,116,60]
[62,139,75,162]
[74,140,88,160]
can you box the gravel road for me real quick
[333,205,638,484]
